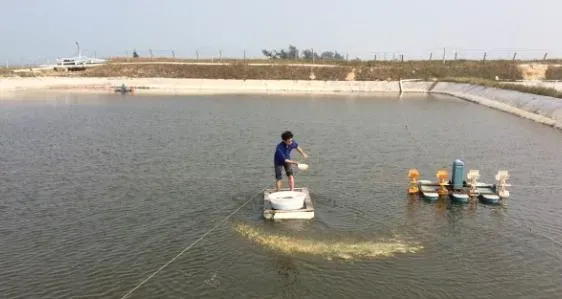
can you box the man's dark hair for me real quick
[281,130,293,141]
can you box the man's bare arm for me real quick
[297,146,308,159]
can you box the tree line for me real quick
[262,45,346,60]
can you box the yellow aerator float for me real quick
[406,159,511,205]
[436,169,449,196]
[407,169,420,194]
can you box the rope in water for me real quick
[398,91,445,161]
[118,190,263,299]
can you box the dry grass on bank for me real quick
[80,59,525,81]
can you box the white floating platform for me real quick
[418,179,439,200]
[263,187,315,220]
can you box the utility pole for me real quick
[75,41,81,57]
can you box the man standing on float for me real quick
[273,131,308,191]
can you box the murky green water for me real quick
[1,92,561,298]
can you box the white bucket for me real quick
[268,191,306,210]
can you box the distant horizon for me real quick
[1,0,561,65]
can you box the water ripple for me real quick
[1,94,561,298]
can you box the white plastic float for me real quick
[268,191,306,210]
[416,179,439,200]
[263,187,314,220]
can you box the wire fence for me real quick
[3,47,560,68]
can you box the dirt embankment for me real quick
[77,60,525,81]
[5,58,562,81]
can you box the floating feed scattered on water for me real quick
[233,223,424,261]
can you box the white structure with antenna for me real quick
[53,41,107,71]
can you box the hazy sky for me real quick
[1,0,560,64]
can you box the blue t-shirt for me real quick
[274,141,299,166]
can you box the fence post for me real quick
[172,50,175,59]
[442,48,446,64]
[482,52,487,63]
[243,49,247,79]
[543,52,548,61]
[196,50,199,61]
[429,53,432,61]
[149,49,153,59]
[512,52,517,62]
[219,49,222,62]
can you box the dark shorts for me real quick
[274,163,294,180]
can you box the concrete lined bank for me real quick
[432,82,562,129]
[509,80,562,92]
[402,81,562,129]
[0,77,400,95]
[1,77,561,129]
